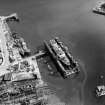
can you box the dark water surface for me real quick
[0,0,105,105]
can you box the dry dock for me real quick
[0,14,66,105]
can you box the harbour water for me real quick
[0,0,105,105]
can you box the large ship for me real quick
[49,39,70,66]
[44,37,80,78]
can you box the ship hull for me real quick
[44,40,67,78]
